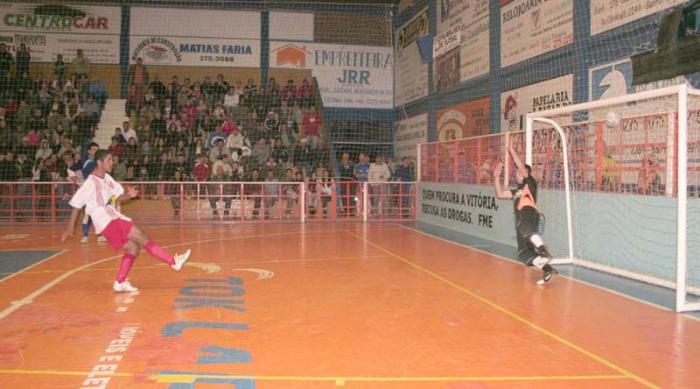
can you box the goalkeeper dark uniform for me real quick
[494,142,557,285]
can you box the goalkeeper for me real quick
[493,140,557,285]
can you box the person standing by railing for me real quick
[337,152,355,216]
[392,157,415,217]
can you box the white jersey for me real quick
[69,173,131,234]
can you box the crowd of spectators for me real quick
[113,58,328,186]
[0,46,106,183]
[0,46,417,219]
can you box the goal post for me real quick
[526,83,700,312]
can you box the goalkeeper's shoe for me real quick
[537,264,558,285]
[535,244,552,259]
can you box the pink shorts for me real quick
[101,219,133,251]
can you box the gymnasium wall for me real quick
[0,2,393,112]
[408,0,700,289]
[394,0,700,155]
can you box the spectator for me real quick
[112,154,127,181]
[55,137,74,158]
[297,88,312,109]
[209,165,234,217]
[107,137,125,159]
[140,154,152,178]
[82,95,101,121]
[226,128,246,152]
[88,78,107,107]
[393,157,415,216]
[126,57,149,93]
[263,168,280,218]
[172,139,188,161]
[154,152,173,181]
[65,97,81,122]
[32,158,51,182]
[212,154,233,177]
[126,83,143,117]
[14,72,31,103]
[245,168,262,218]
[368,154,391,215]
[15,43,31,77]
[222,115,237,135]
[223,85,241,116]
[638,153,662,195]
[281,79,297,99]
[190,138,206,163]
[192,154,210,182]
[319,168,333,217]
[209,138,230,162]
[53,54,66,83]
[252,138,270,166]
[143,87,158,111]
[121,121,137,144]
[212,101,225,120]
[172,153,190,180]
[148,73,167,106]
[244,78,257,94]
[123,137,139,163]
[271,139,289,164]
[35,139,53,160]
[141,139,152,159]
[0,150,17,180]
[298,78,313,97]
[15,150,33,180]
[24,128,40,154]
[354,153,370,182]
[168,170,185,218]
[337,152,356,215]
[600,148,619,192]
[69,49,91,79]
[0,43,14,92]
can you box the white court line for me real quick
[0,227,337,321]
[394,223,700,321]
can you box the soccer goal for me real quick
[525,83,700,312]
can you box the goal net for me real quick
[525,84,700,312]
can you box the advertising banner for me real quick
[0,3,121,63]
[270,41,393,109]
[395,113,428,161]
[500,0,573,67]
[395,8,429,106]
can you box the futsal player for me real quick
[61,150,191,292]
[493,140,557,285]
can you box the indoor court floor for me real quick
[0,223,698,388]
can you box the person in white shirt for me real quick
[61,149,191,292]
[368,154,392,216]
[120,121,137,144]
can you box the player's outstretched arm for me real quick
[493,162,513,199]
[508,138,529,178]
[61,208,80,242]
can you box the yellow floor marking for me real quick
[149,372,628,384]
[9,255,392,275]
[0,368,132,377]
[349,232,659,389]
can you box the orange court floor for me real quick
[0,223,698,389]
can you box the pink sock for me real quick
[144,241,174,265]
[116,253,136,283]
